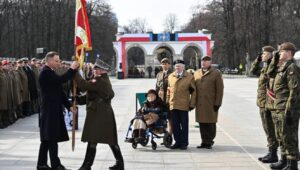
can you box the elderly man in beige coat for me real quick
[167,59,196,150]
[194,55,224,149]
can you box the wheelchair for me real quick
[124,92,173,150]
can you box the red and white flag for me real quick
[75,0,92,68]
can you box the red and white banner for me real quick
[75,0,92,68]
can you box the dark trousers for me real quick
[171,109,189,146]
[199,123,216,145]
[37,141,61,168]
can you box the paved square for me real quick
[0,77,295,169]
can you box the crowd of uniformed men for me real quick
[0,57,94,129]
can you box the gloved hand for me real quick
[257,53,262,62]
[213,105,220,112]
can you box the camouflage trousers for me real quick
[272,109,299,160]
[259,108,278,150]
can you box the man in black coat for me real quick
[37,51,79,170]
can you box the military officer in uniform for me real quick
[250,46,279,162]
[270,42,300,170]
[167,59,196,150]
[194,55,224,149]
[75,59,124,170]
[155,58,173,134]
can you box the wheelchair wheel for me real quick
[163,133,173,148]
[140,136,149,147]
[132,143,137,149]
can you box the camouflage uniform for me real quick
[251,58,278,151]
[250,46,279,163]
[273,59,300,160]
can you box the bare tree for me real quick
[123,18,148,33]
[163,13,178,32]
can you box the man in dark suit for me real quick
[37,51,79,170]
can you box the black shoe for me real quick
[170,144,181,149]
[197,143,212,149]
[270,157,287,169]
[197,143,207,149]
[37,165,51,170]
[180,146,187,150]
[282,159,298,170]
[205,145,212,149]
[259,148,278,163]
[109,161,124,170]
[52,165,71,170]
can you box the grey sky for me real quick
[108,0,208,33]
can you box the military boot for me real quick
[109,145,124,170]
[270,155,287,169]
[78,144,96,170]
[259,148,278,163]
[282,159,298,170]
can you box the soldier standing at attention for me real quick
[155,58,173,135]
[270,42,300,170]
[194,56,224,149]
[250,46,279,163]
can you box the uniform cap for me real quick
[173,59,185,65]
[31,58,37,61]
[161,58,170,64]
[17,59,23,63]
[93,59,111,71]
[21,57,29,62]
[262,46,275,53]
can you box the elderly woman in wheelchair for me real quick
[125,89,173,150]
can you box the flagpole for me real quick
[72,0,79,152]
[72,0,92,151]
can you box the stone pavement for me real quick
[0,77,297,170]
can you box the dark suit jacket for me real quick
[39,65,76,142]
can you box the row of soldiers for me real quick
[250,42,300,170]
[0,56,96,129]
[0,58,40,128]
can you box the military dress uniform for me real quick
[75,59,124,170]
